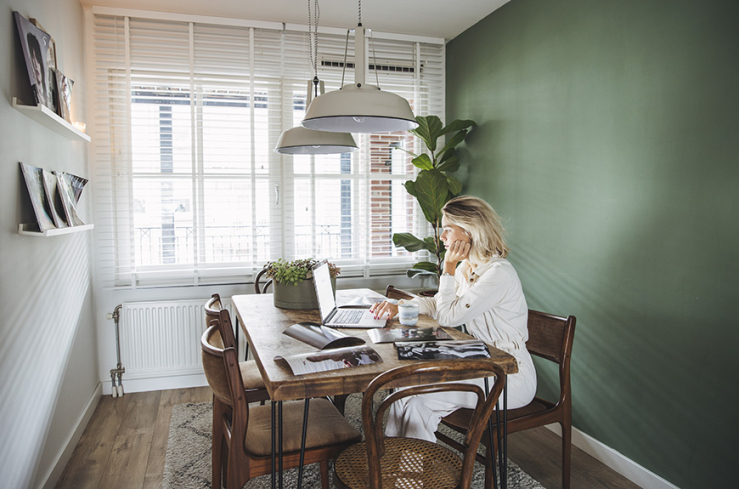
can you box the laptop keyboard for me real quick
[333,309,363,324]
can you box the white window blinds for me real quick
[90,12,445,288]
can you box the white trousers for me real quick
[384,357,536,443]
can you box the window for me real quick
[91,12,444,288]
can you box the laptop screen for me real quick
[312,261,336,322]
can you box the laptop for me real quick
[312,260,387,328]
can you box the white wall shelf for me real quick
[12,97,91,142]
[18,223,94,237]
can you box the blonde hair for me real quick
[442,195,509,264]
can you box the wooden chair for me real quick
[435,310,577,489]
[202,310,362,489]
[254,268,273,294]
[333,360,506,489]
[384,285,416,301]
[205,294,269,403]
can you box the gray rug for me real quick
[163,395,544,488]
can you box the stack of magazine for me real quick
[276,322,382,376]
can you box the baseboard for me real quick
[38,383,103,489]
[545,424,679,489]
[101,373,208,395]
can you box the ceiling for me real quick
[79,0,510,41]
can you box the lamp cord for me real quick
[308,0,320,96]
[341,29,349,87]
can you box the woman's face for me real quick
[440,215,471,247]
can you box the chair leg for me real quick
[212,400,224,489]
[320,460,330,489]
[561,421,571,489]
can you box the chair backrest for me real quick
[526,310,576,403]
[201,322,233,405]
[205,294,237,349]
[254,269,273,294]
[201,310,250,428]
[384,285,416,301]
[363,360,506,489]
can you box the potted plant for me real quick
[263,258,340,309]
[391,115,476,282]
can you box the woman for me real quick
[370,195,536,442]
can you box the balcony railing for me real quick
[134,225,344,266]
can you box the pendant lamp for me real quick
[275,80,358,154]
[274,0,358,154]
[302,1,418,133]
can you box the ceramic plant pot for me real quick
[272,278,335,309]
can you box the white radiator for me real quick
[119,298,237,380]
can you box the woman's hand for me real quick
[443,240,471,274]
[369,301,399,320]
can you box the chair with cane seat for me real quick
[202,310,362,489]
[333,360,506,489]
[435,310,577,489]
[205,294,269,403]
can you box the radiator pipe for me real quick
[106,305,125,397]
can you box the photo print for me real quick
[14,11,56,112]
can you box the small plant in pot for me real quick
[391,115,476,285]
[263,258,340,309]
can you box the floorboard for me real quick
[56,387,641,489]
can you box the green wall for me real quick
[446,1,738,487]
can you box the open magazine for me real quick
[395,340,491,360]
[283,322,365,350]
[276,345,382,376]
[368,327,453,344]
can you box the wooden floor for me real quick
[56,387,641,489]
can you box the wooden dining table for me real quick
[232,288,519,489]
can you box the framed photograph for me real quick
[42,169,69,228]
[13,12,56,112]
[19,162,56,232]
[54,69,74,123]
[55,171,88,226]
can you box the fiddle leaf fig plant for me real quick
[392,115,476,280]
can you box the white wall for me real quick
[0,1,99,488]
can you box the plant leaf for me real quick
[441,119,476,136]
[407,268,439,279]
[392,233,436,253]
[437,129,468,158]
[414,169,449,224]
[411,261,438,272]
[446,175,463,196]
[411,153,434,170]
[404,180,417,197]
[410,115,443,152]
[437,154,460,173]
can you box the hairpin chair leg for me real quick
[297,399,310,489]
[271,402,276,489]
[279,401,284,489]
[501,383,508,489]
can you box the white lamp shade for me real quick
[302,83,418,133]
[274,125,358,154]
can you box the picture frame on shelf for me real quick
[41,169,68,228]
[14,12,56,113]
[54,69,74,123]
[30,18,62,119]
[19,162,56,232]
[55,171,88,226]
